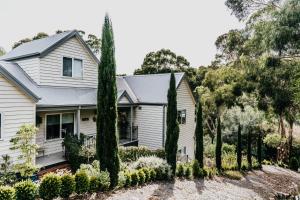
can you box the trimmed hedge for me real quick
[0,186,15,200]
[119,146,165,162]
[75,171,90,194]
[14,180,37,200]
[39,173,61,200]
[60,174,75,198]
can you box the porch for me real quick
[35,106,138,167]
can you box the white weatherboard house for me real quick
[0,30,196,167]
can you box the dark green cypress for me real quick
[237,124,242,170]
[215,116,222,171]
[247,128,252,170]
[165,71,180,175]
[257,131,262,168]
[96,14,120,188]
[195,100,204,168]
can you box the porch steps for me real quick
[38,162,71,177]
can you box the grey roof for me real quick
[0,30,99,63]
[0,61,186,107]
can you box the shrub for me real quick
[263,133,283,148]
[89,176,100,192]
[0,186,15,200]
[130,171,139,186]
[223,171,243,180]
[138,170,146,184]
[176,163,185,177]
[204,144,215,158]
[222,153,237,171]
[98,171,110,191]
[119,146,165,162]
[149,169,156,181]
[124,172,132,187]
[185,166,192,179]
[130,156,172,180]
[142,168,151,182]
[78,160,100,177]
[289,157,299,171]
[118,171,127,188]
[60,173,75,198]
[39,173,61,200]
[75,171,90,194]
[14,180,37,200]
[222,143,236,154]
[192,160,203,178]
[204,167,218,179]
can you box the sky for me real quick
[0,0,243,74]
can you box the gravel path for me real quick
[74,165,300,200]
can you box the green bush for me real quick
[0,186,15,200]
[130,171,139,186]
[98,171,110,191]
[263,134,284,148]
[118,171,126,188]
[192,160,203,178]
[119,146,166,162]
[289,157,299,171]
[222,143,236,154]
[204,167,218,179]
[176,163,185,177]
[78,160,100,177]
[222,153,237,171]
[137,170,146,185]
[185,166,192,179]
[142,168,151,182]
[89,176,100,192]
[39,173,61,200]
[149,169,156,181]
[124,172,132,187]
[60,173,75,198]
[14,180,37,200]
[223,170,243,180]
[75,171,90,194]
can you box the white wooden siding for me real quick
[177,79,196,159]
[0,75,36,163]
[134,105,164,149]
[80,109,96,135]
[39,37,98,88]
[119,96,130,104]
[16,57,40,84]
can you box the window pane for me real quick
[62,113,74,138]
[63,57,72,77]
[73,59,83,78]
[46,115,60,140]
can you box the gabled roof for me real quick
[0,30,99,63]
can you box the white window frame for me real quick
[0,112,3,140]
[62,56,84,79]
[45,112,75,141]
[177,109,187,125]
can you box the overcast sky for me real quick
[0,0,243,74]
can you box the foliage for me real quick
[257,132,262,166]
[165,71,180,175]
[204,167,219,179]
[0,186,15,200]
[289,157,299,171]
[75,171,90,194]
[130,171,139,186]
[78,160,100,177]
[142,168,151,182]
[14,180,37,200]
[137,169,146,185]
[89,176,100,193]
[195,101,204,168]
[237,124,242,170]
[222,152,238,171]
[98,171,110,191]
[247,129,252,169]
[79,145,96,164]
[223,170,243,180]
[0,47,6,57]
[0,155,16,185]
[10,124,39,177]
[96,14,120,188]
[216,116,222,170]
[39,173,61,200]
[124,172,132,187]
[60,173,75,198]
[263,133,284,148]
[176,163,185,177]
[192,160,203,178]
[119,146,165,162]
[184,166,192,179]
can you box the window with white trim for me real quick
[63,57,83,78]
[46,113,75,140]
[177,110,186,124]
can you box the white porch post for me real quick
[130,106,133,141]
[77,106,81,139]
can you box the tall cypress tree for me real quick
[247,128,252,170]
[215,116,222,170]
[195,100,204,168]
[257,130,262,168]
[96,14,120,187]
[237,124,242,170]
[165,71,180,175]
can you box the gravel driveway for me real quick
[74,165,300,200]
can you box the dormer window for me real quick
[63,57,83,78]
